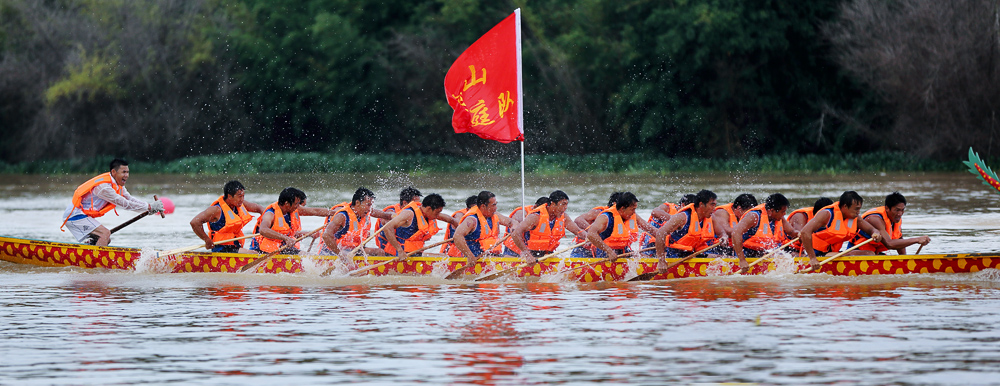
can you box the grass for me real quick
[0,151,968,175]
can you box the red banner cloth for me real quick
[444,10,523,143]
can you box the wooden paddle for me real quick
[628,240,726,282]
[551,246,654,277]
[238,224,326,273]
[915,244,924,255]
[796,238,875,274]
[320,220,393,277]
[109,195,164,234]
[444,233,512,280]
[158,233,260,258]
[474,241,587,282]
[345,238,453,277]
[732,237,800,275]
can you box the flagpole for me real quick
[515,8,525,213]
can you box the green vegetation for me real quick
[0,152,965,175]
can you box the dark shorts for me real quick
[594,248,629,259]
[211,244,241,253]
[570,246,595,258]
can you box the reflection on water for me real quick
[2,172,1000,384]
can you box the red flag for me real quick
[444,9,523,143]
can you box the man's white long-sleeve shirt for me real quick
[63,179,149,220]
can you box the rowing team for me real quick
[62,159,930,274]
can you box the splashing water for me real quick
[705,255,735,276]
[429,258,454,278]
[766,250,801,275]
[133,248,175,274]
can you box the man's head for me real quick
[679,194,696,207]
[693,189,718,218]
[885,192,907,223]
[223,180,246,206]
[614,192,639,220]
[278,187,307,212]
[476,191,498,217]
[812,197,834,214]
[764,193,790,219]
[399,186,422,206]
[838,191,864,219]
[733,193,758,215]
[464,195,477,209]
[547,190,570,218]
[109,158,129,186]
[607,192,623,207]
[420,193,446,219]
[351,187,376,216]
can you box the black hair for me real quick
[278,187,307,206]
[885,192,906,208]
[812,197,834,214]
[764,193,790,211]
[464,195,477,209]
[399,186,422,205]
[351,187,375,205]
[422,193,445,210]
[838,191,864,208]
[679,194,696,206]
[694,190,717,208]
[223,180,245,198]
[615,192,639,209]
[607,192,623,207]
[549,190,570,204]
[110,158,128,171]
[534,196,550,207]
[476,191,496,207]
[733,193,758,210]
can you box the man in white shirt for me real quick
[61,159,163,246]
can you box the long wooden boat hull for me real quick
[2,236,998,281]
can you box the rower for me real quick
[504,190,588,264]
[60,158,164,246]
[712,193,757,249]
[374,187,422,250]
[249,187,329,254]
[509,197,550,222]
[380,194,447,257]
[639,193,695,255]
[189,180,265,253]
[787,197,834,233]
[452,191,518,266]
[798,191,888,271]
[653,190,720,272]
[586,192,657,261]
[732,193,799,273]
[847,192,931,254]
[442,195,477,256]
[570,192,622,258]
[320,187,385,257]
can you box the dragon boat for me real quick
[2,235,998,281]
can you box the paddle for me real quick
[474,241,587,282]
[551,246,654,277]
[915,244,924,255]
[238,224,326,273]
[158,233,260,258]
[732,237,800,275]
[345,238,453,277]
[109,195,164,234]
[320,220,393,277]
[444,233,512,280]
[628,240,726,282]
[796,238,875,274]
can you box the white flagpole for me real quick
[515,8,525,213]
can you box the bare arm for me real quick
[782,218,799,239]
[298,206,333,217]
[321,213,347,254]
[636,218,657,234]
[189,206,222,250]
[382,210,414,257]
[654,213,688,261]
[498,214,517,229]
[563,214,587,239]
[863,215,929,253]
[800,210,831,260]
[259,211,296,246]
[436,212,459,228]
[243,201,265,214]
[586,214,616,260]
[650,204,671,222]
[574,209,600,230]
[788,213,808,233]
[453,217,479,263]
[370,208,393,221]
[511,213,539,256]
[712,209,733,239]
[732,211,758,265]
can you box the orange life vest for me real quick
[573,206,609,246]
[599,206,636,250]
[504,203,566,254]
[459,205,501,255]
[375,203,402,248]
[668,204,715,252]
[209,196,253,245]
[443,208,469,255]
[382,201,440,255]
[807,204,859,254]
[716,203,739,229]
[741,204,786,250]
[641,202,680,245]
[852,206,902,253]
[60,172,122,230]
[331,204,371,250]
[787,206,815,225]
[253,202,302,253]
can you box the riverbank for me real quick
[0,151,964,175]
